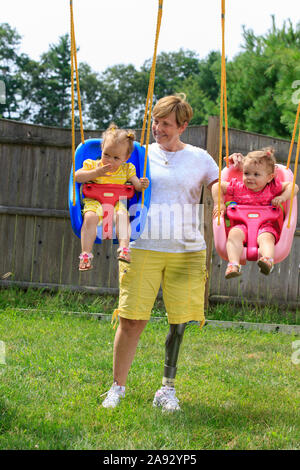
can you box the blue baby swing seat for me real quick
[68,138,151,243]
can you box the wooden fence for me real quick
[0,117,299,308]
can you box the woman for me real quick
[102,94,218,411]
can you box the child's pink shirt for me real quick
[226,177,283,205]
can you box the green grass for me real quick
[0,291,299,450]
[0,286,299,325]
[207,302,300,326]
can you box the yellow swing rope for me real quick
[217,0,229,225]
[216,1,298,231]
[140,0,163,206]
[70,0,85,205]
[286,101,300,170]
[285,100,300,228]
[69,0,162,207]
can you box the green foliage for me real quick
[0,23,27,119]
[225,18,300,138]
[85,63,146,128]
[142,49,200,98]
[0,17,300,137]
[180,51,221,125]
[24,34,72,127]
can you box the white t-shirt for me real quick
[130,142,219,253]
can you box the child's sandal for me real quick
[79,252,94,271]
[117,247,131,263]
[225,262,242,279]
[257,257,274,275]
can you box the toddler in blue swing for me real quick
[75,124,149,270]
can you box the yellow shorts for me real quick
[114,248,207,325]
[83,198,128,224]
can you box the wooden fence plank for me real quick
[13,215,34,281]
[0,214,15,277]
[0,118,299,306]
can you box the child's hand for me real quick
[213,204,226,218]
[224,153,244,169]
[271,195,285,207]
[140,177,149,189]
[96,162,113,175]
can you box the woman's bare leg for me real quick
[113,317,148,386]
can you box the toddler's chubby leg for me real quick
[79,210,99,270]
[115,210,131,246]
[81,210,99,253]
[225,227,245,278]
[115,207,131,263]
[257,231,275,275]
[227,226,245,263]
[257,231,275,259]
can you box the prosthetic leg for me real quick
[162,323,186,387]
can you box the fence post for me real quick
[204,116,220,310]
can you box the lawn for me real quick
[0,289,299,450]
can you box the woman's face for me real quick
[152,111,187,151]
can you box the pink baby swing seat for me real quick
[213,163,297,265]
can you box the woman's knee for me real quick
[119,317,148,336]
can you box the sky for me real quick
[0,0,299,73]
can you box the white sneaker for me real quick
[153,386,181,412]
[102,384,125,408]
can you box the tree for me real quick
[179,51,221,125]
[78,63,145,129]
[141,49,200,101]
[226,17,300,138]
[27,34,72,127]
[0,23,29,119]
[2,18,300,140]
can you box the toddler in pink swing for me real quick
[212,147,298,279]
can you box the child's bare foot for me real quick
[225,262,241,279]
[257,257,274,275]
[117,247,131,263]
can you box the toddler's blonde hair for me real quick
[244,147,276,174]
[102,122,135,155]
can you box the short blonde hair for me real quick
[102,122,135,154]
[244,147,276,174]
[152,93,193,127]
